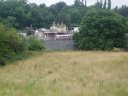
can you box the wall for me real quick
[45,40,76,50]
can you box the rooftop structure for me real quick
[50,22,67,33]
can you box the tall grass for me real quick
[0,51,128,96]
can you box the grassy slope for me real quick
[0,51,128,96]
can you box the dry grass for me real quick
[0,51,128,96]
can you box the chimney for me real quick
[61,22,64,25]
[53,21,55,26]
[57,22,59,26]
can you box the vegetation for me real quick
[73,9,128,50]
[0,0,86,29]
[0,0,127,29]
[0,0,128,63]
[0,0,128,95]
[114,5,128,17]
[27,36,45,51]
[0,23,26,65]
[0,23,45,65]
[0,51,128,96]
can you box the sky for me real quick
[28,0,128,8]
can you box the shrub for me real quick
[27,36,45,51]
[0,23,46,65]
[0,23,26,65]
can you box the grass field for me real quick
[0,51,128,96]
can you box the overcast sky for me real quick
[28,0,128,8]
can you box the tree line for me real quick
[0,0,84,29]
[0,0,127,30]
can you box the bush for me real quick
[74,9,128,50]
[27,36,45,51]
[0,23,46,65]
[0,23,26,65]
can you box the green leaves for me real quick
[0,23,26,65]
[0,22,46,65]
[27,36,45,51]
[74,9,128,50]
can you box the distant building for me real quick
[34,30,44,39]
[70,27,79,33]
[19,32,27,37]
[22,22,76,40]
[50,22,67,33]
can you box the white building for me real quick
[70,27,80,33]
[19,32,27,37]
[50,22,67,33]
[34,30,44,39]
[33,22,76,40]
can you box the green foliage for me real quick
[94,0,103,9]
[108,0,111,9]
[0,0,127,30]
[0,0,89,29]
[74,0,83,7]
[92,0,112,10]
[0,23,26,65]
[103,0,107,9]
[67,6,86,26]
[116,5,128,17]
[0,23,45,65]
[74,9,127,50]
[27,36,45,51]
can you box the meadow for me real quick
[0,51,128,96]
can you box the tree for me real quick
[74,0,82,7]
[58,12,71,26]
[85,0,87,7]
[80,0,87,7]
[108,0,111,9]
[0,16,17,27]
[51,2,67,13]
[82,0,84,5]
[73,9,127,50]
[117,5,128,17]
[94,0,103,9]
[67,6,86,26]
[103,0,107,9]
[0,0,30,29]
[49,2,68,24]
